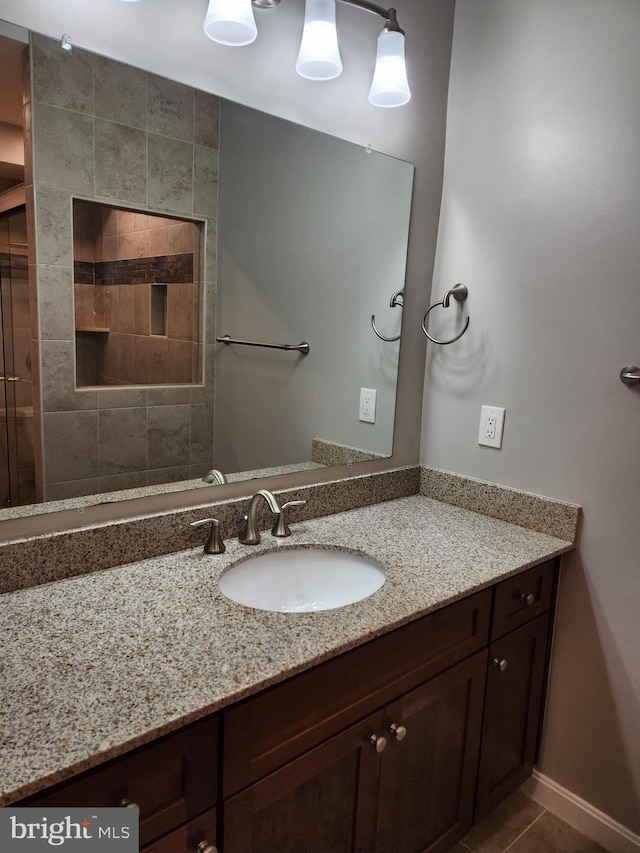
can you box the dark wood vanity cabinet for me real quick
[15,557,559,853]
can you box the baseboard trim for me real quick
[522,771,640,853]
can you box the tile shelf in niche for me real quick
[76,327,110,333]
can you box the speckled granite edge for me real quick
[0,466,420,594]
[420,467,581,543]
[311,438,386,466]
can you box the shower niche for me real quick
[73,201,204,387]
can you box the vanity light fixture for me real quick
[60,33,73,52]
[202,0,411,107]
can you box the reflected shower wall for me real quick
[0,206,35,508]
[73,201,203,387]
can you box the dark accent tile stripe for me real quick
[73,253,194,286]
[73,260,95,284]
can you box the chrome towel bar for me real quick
[421,283,470,345]
[216,334,310,355]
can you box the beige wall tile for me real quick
[94,55,146,129]
[147,74,194,142]
[42,410,99,483]
[133,335,150,384]
[41,341,98,411]
[31,33,93,113]
[147,404,190,469]
[194,145,218,218]
[147,386,191,406]
[98,407,147,475]
[147,337,169,385]
[118,229,150,260]
[117,285,134,334]
[33,102,94,193]
[35,185,73,266]
[190,403,214,465]
[40,265,74,340]
[95,119,147,203]
[194,90,220,149]
[166,283,194,341]
[148,134,193,214]
[133,284,150,335]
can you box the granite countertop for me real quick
[0,494,574,807]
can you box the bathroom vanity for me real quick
[1,495,572,853]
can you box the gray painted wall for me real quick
[422,0,640,833]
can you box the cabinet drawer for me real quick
[223,589,491,797]
[26,717,219,848]
[491,559,556,641]
[143,807,217,853]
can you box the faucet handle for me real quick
[190,518,226,554]
[271,500,307,538]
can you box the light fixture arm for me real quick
[336,1,404,33]
[250,0,404,32]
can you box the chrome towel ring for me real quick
[371,289,404,342]
[421,283,470,345]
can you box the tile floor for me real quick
[452,789,609,853]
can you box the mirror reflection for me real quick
[0,26,414,520]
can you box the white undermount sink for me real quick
[218,547,386,612]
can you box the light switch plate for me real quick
[478,405,505,448]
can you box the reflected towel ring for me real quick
[421,283,470,345]
[371,289,404,342]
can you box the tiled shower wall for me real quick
[73,204,202,387]
[25,33,219,501]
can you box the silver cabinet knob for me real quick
[370,734,388,753]
[389,723,407,741]
[196,842,217,853]
[521,592,535,606]
[493,658,508,671]
[118,798,139,809]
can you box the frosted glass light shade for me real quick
[368,29,411,108]
[296,0,343,81]
[203,0,258,46]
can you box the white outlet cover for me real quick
[478,405,506,449]
[359,388,376,423]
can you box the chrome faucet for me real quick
[202,468,227,485]
[239,489,282,545]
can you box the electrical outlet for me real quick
[359,388,377,423]
[478,405,505,448]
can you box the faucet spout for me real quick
[202,468,227,485]
[239,489,282,545]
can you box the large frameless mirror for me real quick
[0,24,414,527]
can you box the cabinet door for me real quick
[223,711,385,853]
[475,613,551,821]
[374,651,487,853]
